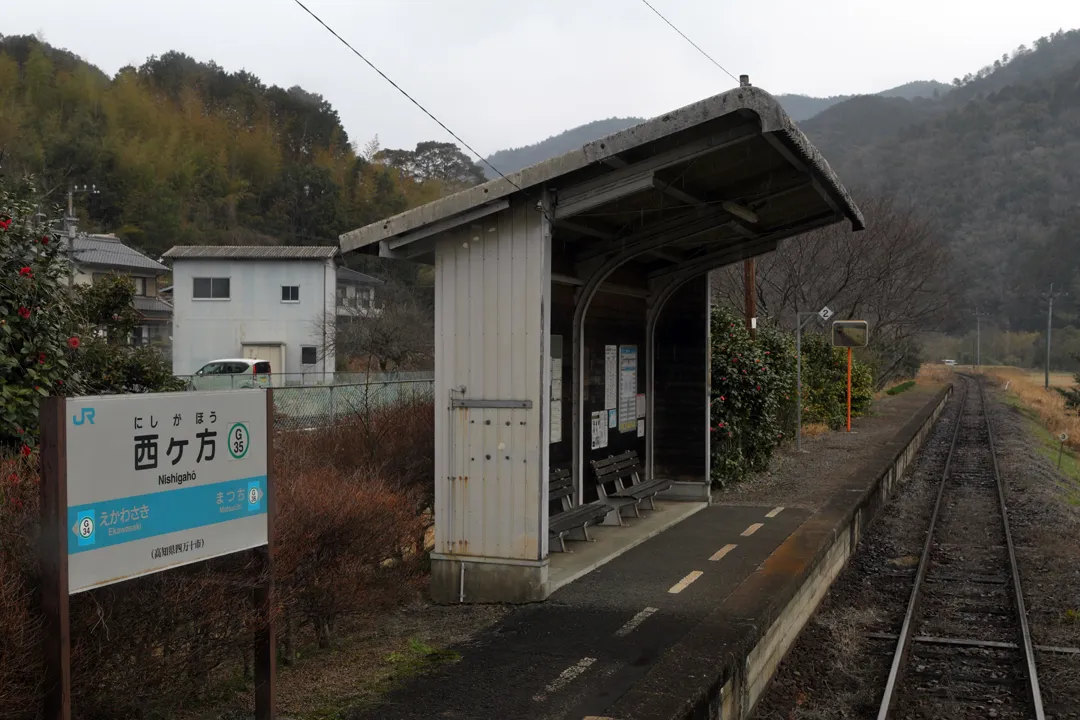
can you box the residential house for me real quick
[335,266,382,317]
[163,245,343,381]
[68,233,172,348]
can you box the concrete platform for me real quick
[350,384,952,720]
[548,500,708,594]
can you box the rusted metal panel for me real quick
[433,196,550,561]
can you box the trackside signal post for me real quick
[39,390,276,720]
[832,320,869,432]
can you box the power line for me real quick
[290,0,522,193]
[639,0,739,84]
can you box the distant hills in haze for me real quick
[482,80,952,178]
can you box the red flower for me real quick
[20,444,32,457]
[7,473,17,483]
[17,306,30,319]
[720,395,726,401]
[718,422,725,428]
[38,352,46,364]
[0,217,11,230]
[19,266,32,277]
[40,235,49,245]
[11,498,23,510]
[67,336,80,349]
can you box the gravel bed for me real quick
[988,385,1080,720]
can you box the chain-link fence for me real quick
[272,379,434,431]
[175,370,432,391]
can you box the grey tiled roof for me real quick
[337,267,383,285]
[133,296,173,316]
[162,245,339,260]
[71,234,168,273]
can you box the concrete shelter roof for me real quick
[339,85,863,263]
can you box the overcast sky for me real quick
[6,1,1079,157]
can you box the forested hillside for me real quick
[0,36,481,258]
[799,28,1080,335]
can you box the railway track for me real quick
[877,374,1045,719]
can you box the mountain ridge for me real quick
[482,80,951,178]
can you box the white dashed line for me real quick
[709,543,738,561]
[741,523,764,537]
[615,606,658,637]
[668,570,704,594]
[765,506,785,518]
[533,657,597,701]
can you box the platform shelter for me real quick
[339,83,864,603]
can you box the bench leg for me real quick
[577,524,592,542]
[550,532,567,552]
[629,502,641,519]
[644,494,657,511]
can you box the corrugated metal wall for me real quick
[433,196,552,561]
[653,275,709,481]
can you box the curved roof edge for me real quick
[341,86,863,252]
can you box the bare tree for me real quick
[322,280,434,372]
[712,194,952,387]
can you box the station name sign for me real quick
[64,390,269,593]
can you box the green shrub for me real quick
[886,380,917,396]
[709,308,797,487]
[0,176,183,451]
[799,333,873,429]
[709,307,875,487]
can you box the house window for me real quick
[132,277,147,297]
[281,285,300,303]
[301,346,317,365]
[193,277,230,300]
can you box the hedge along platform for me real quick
[339,81,864,604]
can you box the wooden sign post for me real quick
[39,390,277,719]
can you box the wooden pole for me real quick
[847,347,853,433]
[253,389,277,719]
[744,258,756,339]
[40,397,71,720]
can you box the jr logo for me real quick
[72,408,96,426]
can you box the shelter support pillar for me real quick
[429,195,553,603]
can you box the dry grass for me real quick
[801,422,831,438]
[979,366,1080,452]
[916,363,955,385]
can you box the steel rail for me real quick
[875,377,969,719]
[876,374,1046,719]
[980,378,1046,719]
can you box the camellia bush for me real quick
[709,306,873,487]
[710,307,798,486]
[0,175,183,452]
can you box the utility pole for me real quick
[973,309,990,368]
[66,183,100,236]
[1043,283,1066,389]
[744,258,756,339]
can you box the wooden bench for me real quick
[548,468,612,552]
[594,450,673,511]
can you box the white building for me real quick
[164,245,349,381]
